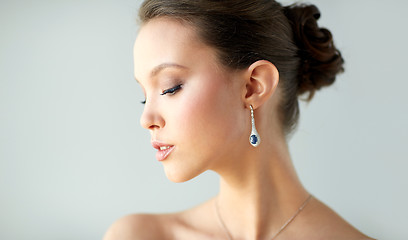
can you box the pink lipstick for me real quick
[151,141,175,161]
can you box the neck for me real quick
[213,133,309,240]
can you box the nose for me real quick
[139,101,165,130]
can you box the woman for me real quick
[105,0,374,239]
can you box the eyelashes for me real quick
[160,84,182,95]
[141,84,183,105]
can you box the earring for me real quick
[249,105,261,147]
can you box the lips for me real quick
[151,141,175,161]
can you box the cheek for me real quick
[175,74,246,151]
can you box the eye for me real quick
[141,99,146,105]
[160,84,182,96]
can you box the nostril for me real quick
[148,124,161,130]
[140,110,165,130]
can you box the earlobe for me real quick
[243,60,279,109]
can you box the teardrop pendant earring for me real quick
[249,105,261,147]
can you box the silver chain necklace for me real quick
[214,194,313,240]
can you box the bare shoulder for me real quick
[103,199,221,240]
[103,213,168,240]
[296,197,376,240]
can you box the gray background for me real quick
[1,0,407,239]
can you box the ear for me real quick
[242,60,279,109]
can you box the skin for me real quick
[104,18,375,240]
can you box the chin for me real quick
[163,165,205,183]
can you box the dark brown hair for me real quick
[138,0,344,136]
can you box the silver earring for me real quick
[249,105,261,147]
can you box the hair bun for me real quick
[283,4,344,101]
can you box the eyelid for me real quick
[160,84,182,95]
[140,83,182,105]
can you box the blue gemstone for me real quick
[250,135,258,145]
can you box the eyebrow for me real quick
[135,63,188,84]
[151,63,188,77]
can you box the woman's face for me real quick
[133,18,250,182]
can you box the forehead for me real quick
[133,18,214,81]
